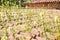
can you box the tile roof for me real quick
[30,0,60,2]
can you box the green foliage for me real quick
[0,0,30,7]
[24,0,30,2]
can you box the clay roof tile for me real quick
[30,0,60,2]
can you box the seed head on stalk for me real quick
[1,35,8,40]
[54,15,59,25]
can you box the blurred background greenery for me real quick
[0,0,30,8]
